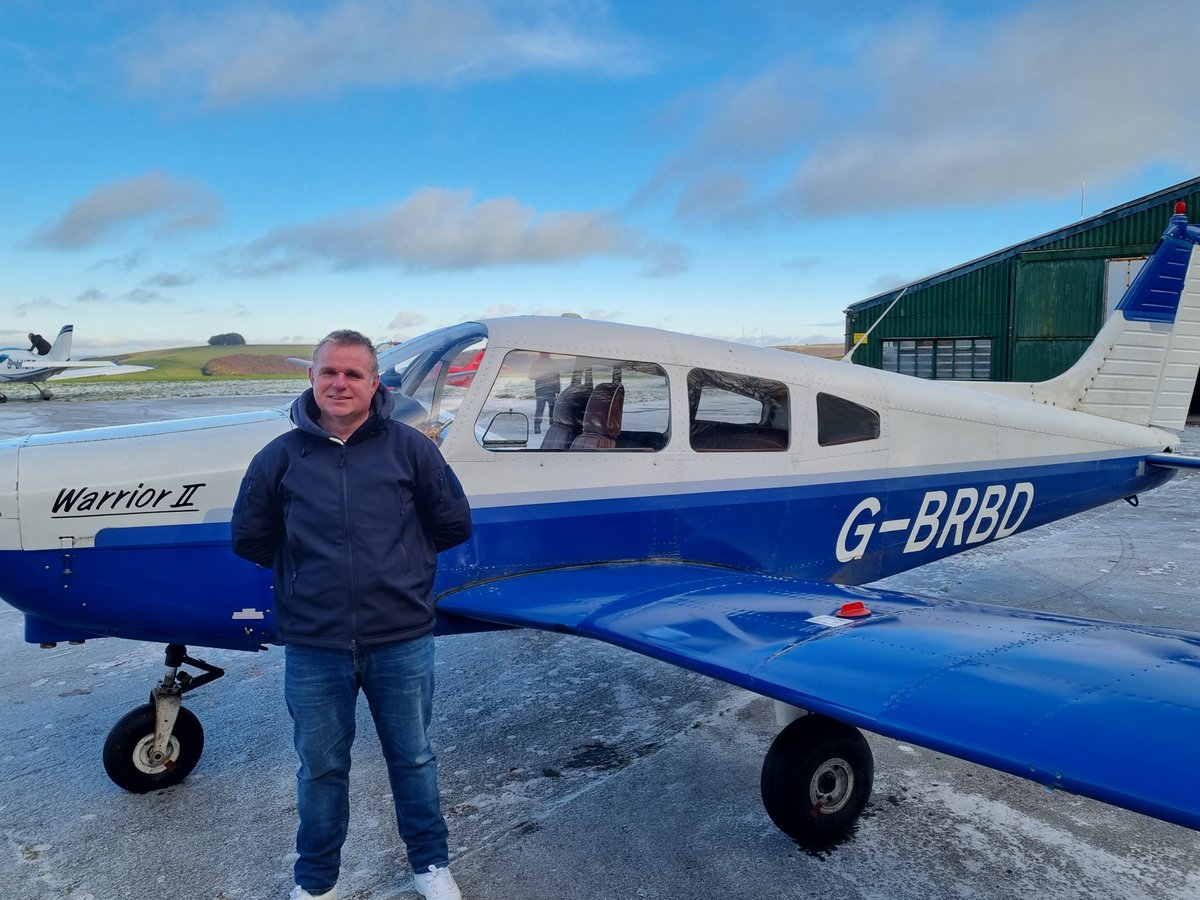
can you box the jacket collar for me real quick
[291,384,396,443]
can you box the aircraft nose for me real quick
[0,437,20,550]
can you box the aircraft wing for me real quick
[4,359,112,371]
[437,561,1200,830]
[48,364,152,380]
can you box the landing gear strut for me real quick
[102,644,224,793]
[760,714,874,847]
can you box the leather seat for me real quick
[540,383,592,449]
[570,383,624,450]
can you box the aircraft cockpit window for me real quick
[816,393,880,446]
[688,369,789,452]
[375,323,489,447]
[476,351,670,451]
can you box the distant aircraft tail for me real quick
[1032,205,1200,431]
[46,325,74,362]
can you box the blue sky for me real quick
[3,0,1198,356]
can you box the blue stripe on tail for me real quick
[1118,214,1199,323]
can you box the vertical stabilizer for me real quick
[46,325,74,362]
[1034,208,1200,431]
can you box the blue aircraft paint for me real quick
[1117,213,1200,323]
[436,560,1200,832]
[0,448,1172,651]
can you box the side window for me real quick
[688,369,789,451]
[475,351,670,451]
[816,392,880,446]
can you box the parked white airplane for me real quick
[0,325,150,401]
[2,207,1200,849]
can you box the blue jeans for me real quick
[284,636,449,893]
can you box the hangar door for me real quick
[1010,255,1105,382]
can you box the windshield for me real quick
[376,322,489,445]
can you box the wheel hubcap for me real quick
[132,733,181,774]
[808,756,854,814]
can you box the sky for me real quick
[3,0,1199,357]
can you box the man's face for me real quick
[309,342,379,426]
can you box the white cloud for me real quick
[144,271,196,289]
[649,0,1200,223]
[124,0,647,108]
[120,288,171,304]
[780,3,1200,215]
[387,309,427,330]
[12,299,69,322]
[474,304,518,319]
[29,170,222,250]
[228,187,687,275]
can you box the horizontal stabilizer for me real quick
[1144,452,1200,470]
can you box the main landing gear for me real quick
[102,644,224,793]
[760,710,875,847]
[0,384,52,402]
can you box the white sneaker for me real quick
[290,886,337,900]
[414,864,462,900]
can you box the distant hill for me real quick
[775,343,844,359]
[96,343,316,380]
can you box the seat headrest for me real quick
[551,383,592,428]
[580,382,624,438]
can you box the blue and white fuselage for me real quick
[0,310,1188,649]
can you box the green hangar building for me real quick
[842,177,1200,404]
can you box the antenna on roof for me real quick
[842,286,907,363]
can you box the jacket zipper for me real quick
[333,436,357,649]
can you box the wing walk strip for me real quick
[438,560,1200,831]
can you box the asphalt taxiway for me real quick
[1,394,1198,900]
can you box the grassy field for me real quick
[88,344,315,381]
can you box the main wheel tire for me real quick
[102,703,204,793]
[760,714,874,847]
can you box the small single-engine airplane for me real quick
[0,324,150,401]
[2,206,1200,848]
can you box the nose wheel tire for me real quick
[102,703,204,793]
[760,714,874,847]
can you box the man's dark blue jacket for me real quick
[230,386,472,649]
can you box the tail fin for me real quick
[1034,206,1200,430]
[46,325,74,362]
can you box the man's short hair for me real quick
[312,329,379,377]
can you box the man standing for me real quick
[529,351,560,434]
[231,329,472,900]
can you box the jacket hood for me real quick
[290,384,396,440]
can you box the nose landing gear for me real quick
[102,643,224,793]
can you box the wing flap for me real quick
[438,561,1200,830]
